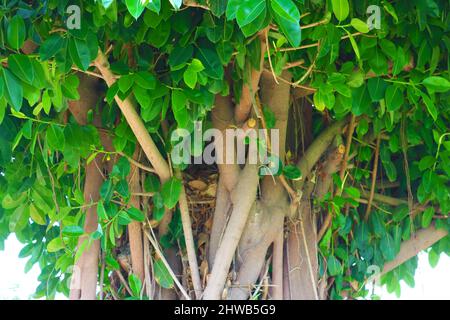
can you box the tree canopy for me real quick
[0,0,449,300]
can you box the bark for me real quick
[284,181,319,300]
[381,225,448,276]
[203,164,259,299]
[228,71,292,300]
[69,75,108,300]
[95,50,202,298]
[128,147,145,283]
[208,95,240,267]
[234,33,266,124]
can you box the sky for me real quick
[0,235,449,300]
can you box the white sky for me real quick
[0,235,449,300]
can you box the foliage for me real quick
[0,0,448,300]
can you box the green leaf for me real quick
[367,78,387,102]
[421,207,434,228]
[197,45,224,80]
[29,204,46,225]
[351,18,369,33]
[226,0,240,20]
[172,90,189,128]
[169,45,193,69]
[47,238,64,253]
[144,174,160,193]
[7,16,26,50]
[428,249,440,268]
[128,273,142,297]
[111,157,131,179]
[46,124,65,151]
[327,255,342,276]
[383,1,398,24]
[69,38,91,71]
[369,47,388,75]
[344,187,360,199]
[271,0,299,23]
[263,106,276,129]
[380,232,396,261]
[106,256,120,270]
[347,70,364,88]
[418,156,435,171]
[393,205,409,223]
[119,75,135,93]
[40,35,65,61]
[282,165,302,180]
[100,179,114,203]
[8,54,34,84]
[62,225,85,237]
[97,201,108,221]
[183,68,198,89]
[147,0,161,14]
[331,0,349,22]
[385,85,404,111]
[154,259,174,288]
[126,0,146,20]
[135,71,156,89]
[422,76,450,93]
[271,0,301,47]
[9,205,29,232]
[236,0,266,28]
[420,91,438,121]
[161,177,182,209]
[118,210,132,225]
[2,68,23,111]
[127,207,145,222]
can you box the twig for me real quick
[364,134,381,221]
[143,228,191,300]
[339,115,356,183]
[279,32,363,52]
[115,270,133,296]
[119,152,156,173]
[71,67,104,79]
[99,251,106,300]
[265,29,279,84]
[176,170,203,299]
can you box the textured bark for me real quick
[285,187,318,300]
[228,71,292,300]
[95,50,202,298]
[382,225,448,275]
[203,164,259,300]
[128,148,145,283]
[209,95,240,268]
[69,157,103,300]
[69,75,106,300]
[234,33,266,124]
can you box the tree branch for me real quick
[381,225,448,276]
[94,49,202,299]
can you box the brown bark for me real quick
[128,147,145,283]
[203,164,259,299]
[95,50,202,298]
[381,225,448,276]
[228,71,292,300]
[234,33,266,124]
[69,75,107,300]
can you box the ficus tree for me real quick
[0,0,449,300]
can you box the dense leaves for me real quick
[0,0,448,300]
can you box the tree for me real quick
[0,0,449,300]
